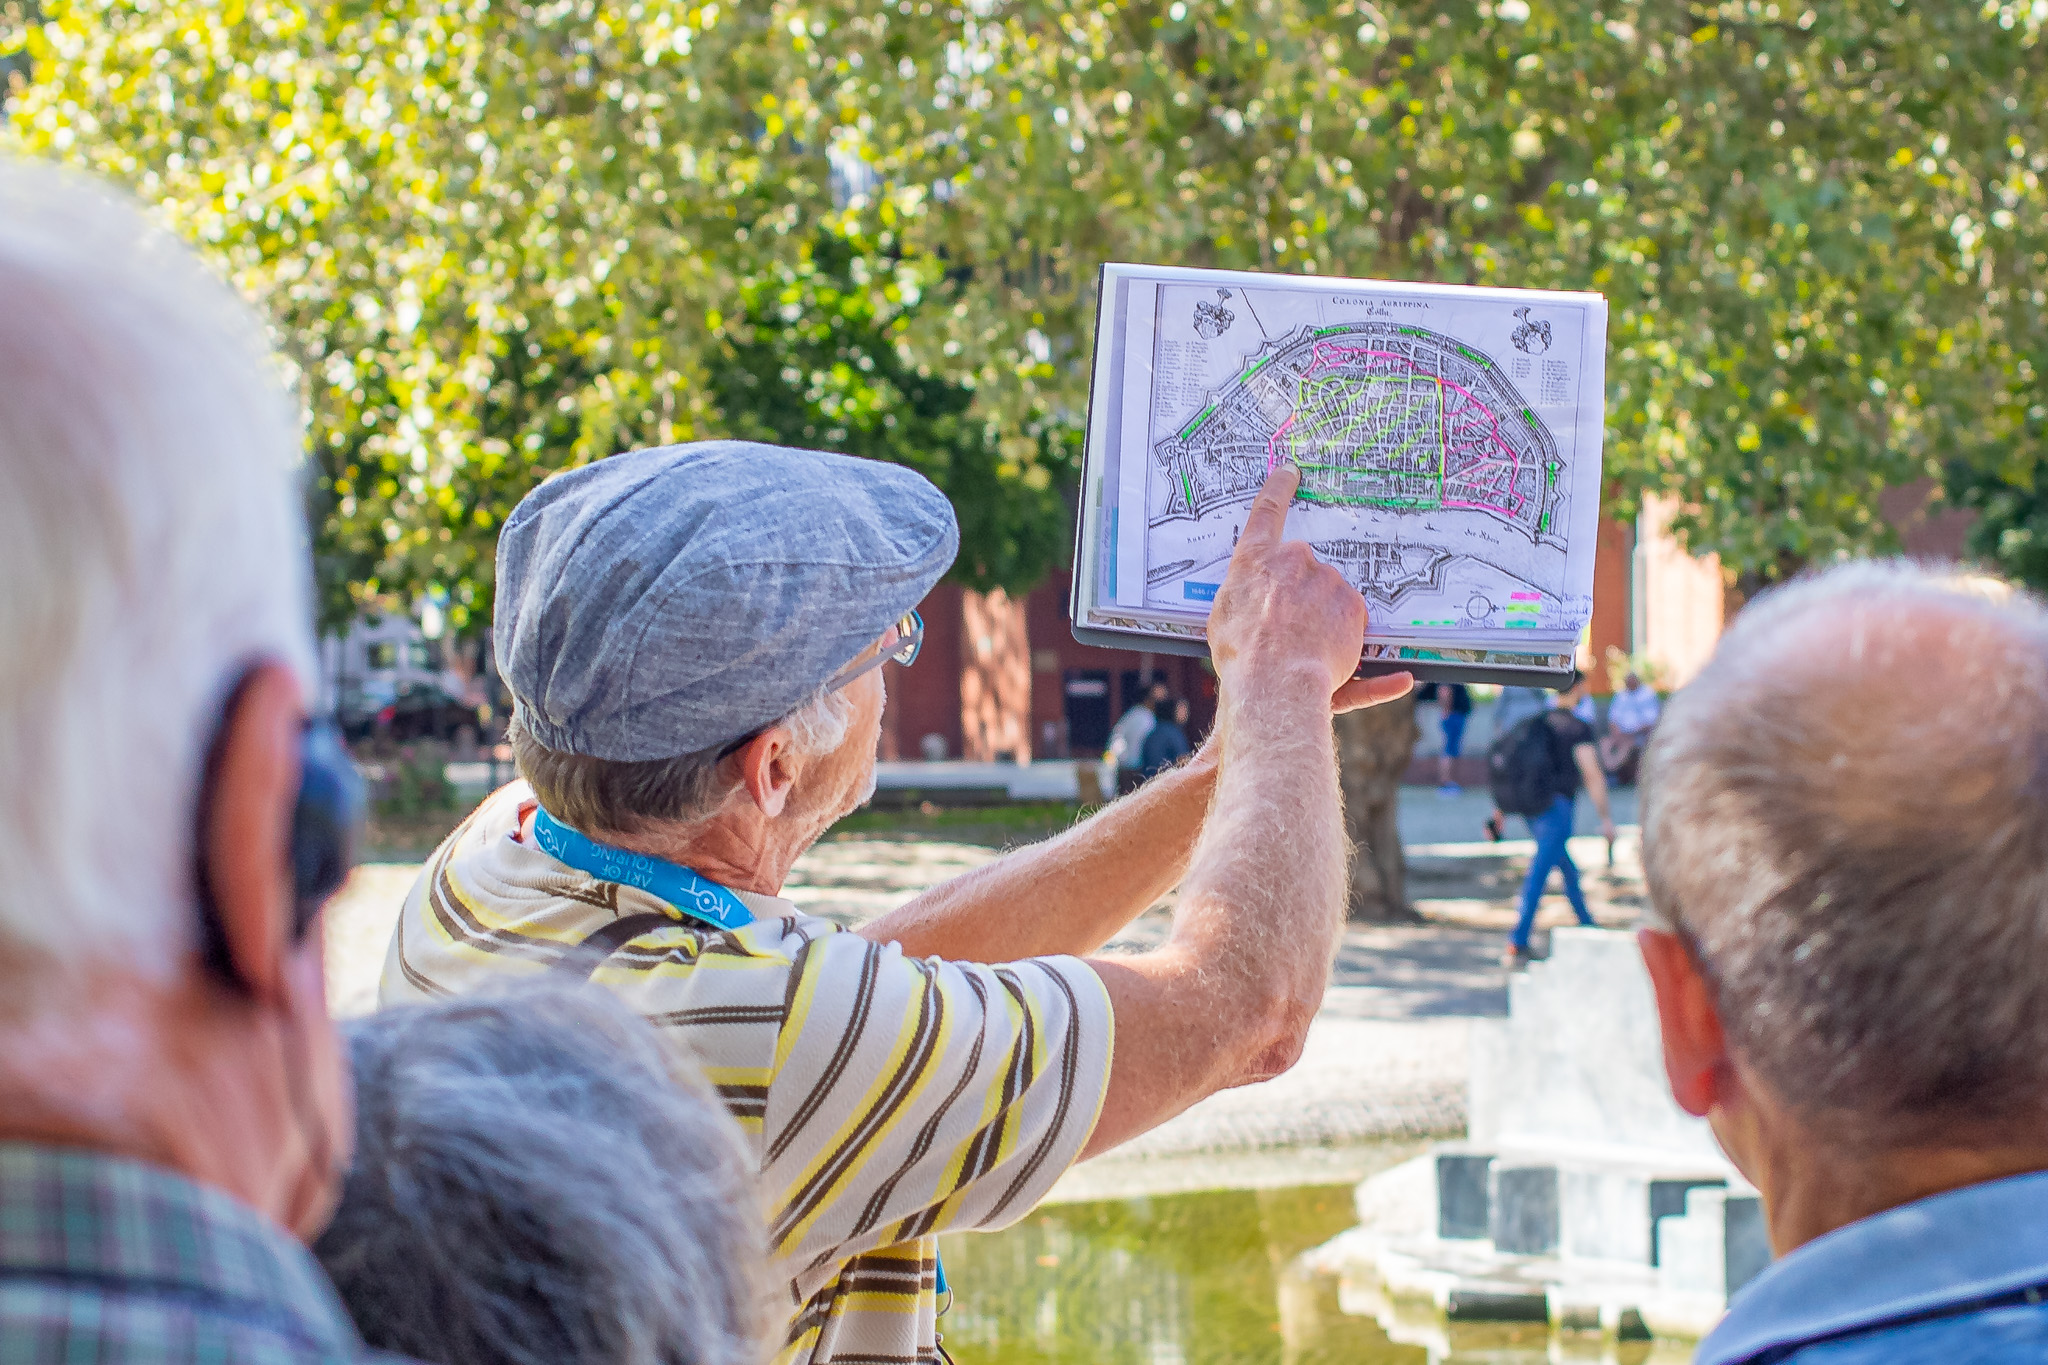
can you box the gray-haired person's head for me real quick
[315,987,765,1365]
[1642,560,2048,1147]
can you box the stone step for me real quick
[1436,1148,1734,1267]
[1658,1185,1771,1300]
[1340,922,1771,1341]
[1471,926,1730,1166]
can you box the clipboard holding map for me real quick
[1069,263,1609,688]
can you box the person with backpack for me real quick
[1107,679,1169,795]
[1139,696,1193,780]
[1487,672,1618,967]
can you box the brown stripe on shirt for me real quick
[766,937,882,1167]
[775,955,946,1243]
[988,965,1087,1223]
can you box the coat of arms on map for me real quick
[1510,306,1553,355]
[1192,289,1236,339]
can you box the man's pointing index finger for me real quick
[1238,461,1300,549]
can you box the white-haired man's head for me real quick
[1642,560,2048,1157]
[0,159,314,1004]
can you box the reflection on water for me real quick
[937,1184,1673,1365]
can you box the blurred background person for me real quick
[1598,671,1661,784]
[1107,677,1169,796]
[0,161,386,1362]
[1483,683,1555,841]
[1500,673,1616,967]
[1139,696,1192,780]
[1493,684,1552,735]
[316,987,764,1365]
[1434,681,1473,796]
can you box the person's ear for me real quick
[201,662,305,1002]
[1638,927,1730,1118]
[735,726,802,818]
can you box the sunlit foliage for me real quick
[7,0,2044,622]
[853,0,2047,589]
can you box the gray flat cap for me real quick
[495,440,958,761]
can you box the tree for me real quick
[823,0,2044,914]
[12,0,2043,914]
[15,1,2040,585]
[2,0,1077,631]
[840,0,2047,586]
[705,232,1075,594]
[1336,696,1420,922]
[1945,462,2048,594]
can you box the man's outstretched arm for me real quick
[1076,464,1410,1158]
[856,618,1404,965]
[853,742,1219,962]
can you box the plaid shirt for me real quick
[0,1143,409,1364]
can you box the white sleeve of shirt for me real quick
[1109,707,1155,764]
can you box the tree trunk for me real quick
[1335,693,1422,922]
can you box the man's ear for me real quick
[1638,928,1730,1118]
[735,726,802,819]
[201,662,305,1002]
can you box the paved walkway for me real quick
[324,785,1648,1167]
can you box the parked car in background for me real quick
[341,679,482,746]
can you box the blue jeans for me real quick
[1512,794,1593,949]
[1441,711,1469,759]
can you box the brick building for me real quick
[882,486,1976,764]
[883,506,1702,763]
[880,575,1220,762]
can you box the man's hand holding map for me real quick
[1071,264,1609,685]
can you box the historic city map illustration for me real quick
[1076,265,1608,669]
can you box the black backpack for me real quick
[1488,713,1558,817]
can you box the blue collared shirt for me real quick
[1699,1169,2048,1364]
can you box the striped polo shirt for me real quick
[378,783,1113,1365]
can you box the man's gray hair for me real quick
[0,161,313,1000]
[315,987,766,1365]
[1642,560,2048,1145]
[512,684,855,835]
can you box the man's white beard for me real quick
[798,750,879,841]
[797,699,883,837]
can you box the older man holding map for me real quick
[382,441,1411,1365]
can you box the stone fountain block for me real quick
[1349,926,1772,1330]
[1436,1150,1495,1240]
[1558,1164,1727,1265]
[1469,928,1730,1166]
[1659,1186,1770,1297]
[1490,1162,1559,1255]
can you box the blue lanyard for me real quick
[530,806,756,933]
[532,805,950,1310]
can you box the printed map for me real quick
[1156,320,1565,540]
[1112,274,1605,646]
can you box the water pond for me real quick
[937,1182,1680,1365]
